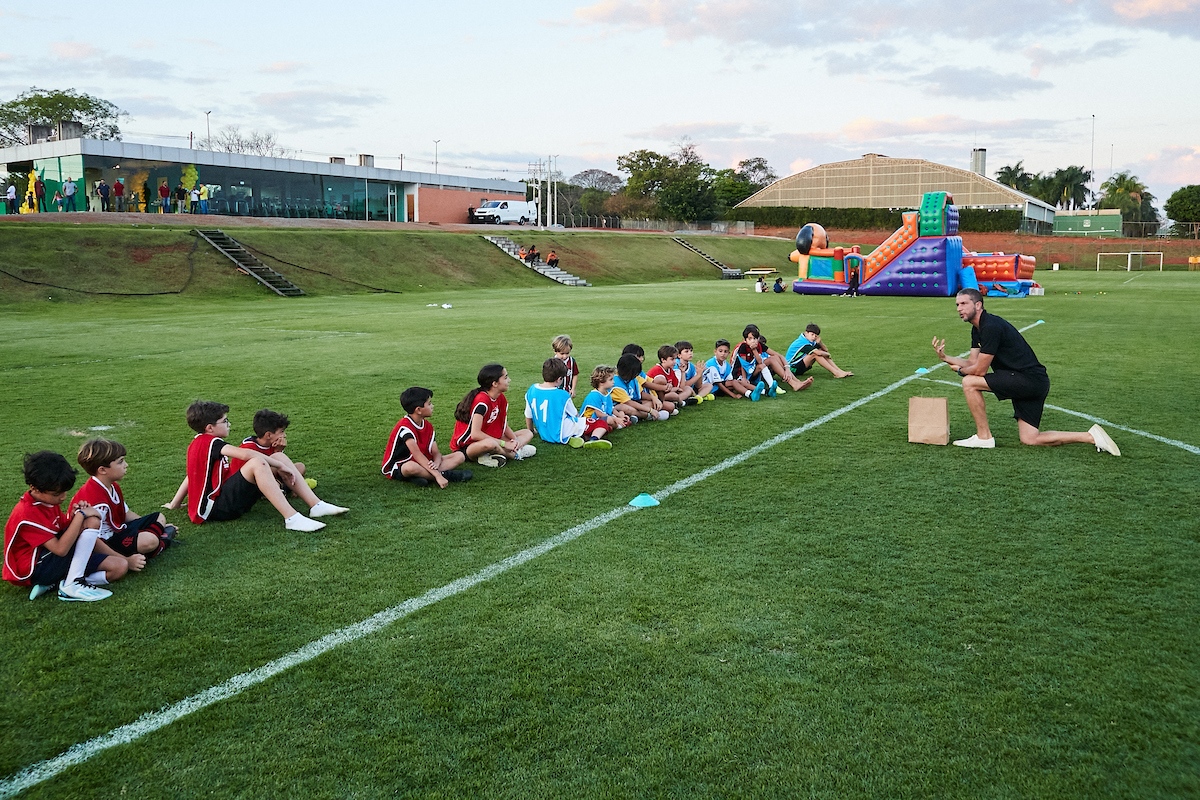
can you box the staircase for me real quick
[192,229,305,297]
[483,236,590,286]
[672,237,742,279]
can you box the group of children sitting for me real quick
[516,245,559,269]
[380,325,853,487]
[5,323,851,603]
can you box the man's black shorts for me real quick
[30,547,106,586]
[209,470,263,521]
[985,369,1051,428]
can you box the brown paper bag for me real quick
[908,397,949,445]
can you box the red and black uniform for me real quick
[382,417,435,478]
[71,477,167,557]
[4,493,69,586]
[557,356,579,393]
[645,363,681,390]
[451,391,507,452]
[186,433,232,524]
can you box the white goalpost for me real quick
[1096,252,1164,271]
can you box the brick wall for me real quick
[416,185,525,224]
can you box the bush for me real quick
[728,206,1023,233]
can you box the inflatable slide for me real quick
[789,192,1038,298]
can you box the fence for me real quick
[554,215,754,235]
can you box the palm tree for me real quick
[995,161,1033,193]
[1053,166,1093,210]
[1098,171,1148,220]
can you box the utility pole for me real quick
[1090,114,1095,207]
[205,111,211,145]
[399,154,404,171]
[433,140,440,175]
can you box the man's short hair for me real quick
[956,288,984,305]
[805,323,821,335]
[23,451,77,493]
[77,438,127,476]
[542,357,568,383]
[187,400,230,433]
[714,338,731,349]
[252,409,290,438]
[674,341,693,353]
[552,334,573,354]
[400,387,433,414]
[621,343,644,358]
[657,344,678,362]
[591,365,615,389]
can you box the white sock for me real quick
[286,512,304,523]
[65,528,101,584]
[86,571,109,586]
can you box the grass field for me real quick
[1,268,1197,798]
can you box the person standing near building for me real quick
[189,185,200,214]
[932,288,1121,454]
[174,183,187,214]
[113,179,125,212]
[199,183,209,214]
[62,177,77,212]
[97,179,110,212]
[158,181,170,213]
[34,175,47,212]
[4,183,15,214]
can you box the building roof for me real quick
[0,138,525,194]
[738,153,1055,218]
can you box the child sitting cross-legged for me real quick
[704,339,757,400]
[73,438,177,562]
[581,365,631,440]
[612,353,670,422]
[382,387,473,487]
[5,451,133,602]
[236,409,318,492]
[524,358,612,449]
[164,401,348,532]
[450,363,536,468]
[675,340,714,402]
[645,344,688,412]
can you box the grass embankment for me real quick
[0,224,787,304]
[0,272,1198,797]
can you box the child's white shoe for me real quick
[285,514,326,532]
[309,501,349,518]
[58,578,112,602]
[513,444,537,460]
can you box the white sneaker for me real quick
[670,408,679,416]
[655,410,670,421]
[29,584,55,601]
[285,514,326,532]
[953,434,996,449]
[58,578,112,602]
[513,444,537,460]
[477,453,507,468]
[309,501,349,518]
[1089,424,1121,456]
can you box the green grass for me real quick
[0,271,1197,798]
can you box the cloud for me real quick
[1023,38,1130,76]
[913,66,1053,99]
[46,41,178,81]
[260,61,306,74]
[839,115,1058,140]
[254,89,383,128]
[628,121,771,142]
[113,95,193,120]
[51,41,101,60]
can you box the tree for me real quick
[579,188,610,216]
[568,169,623,193]
[1098,171,1155,221]
[197,126,294,158]
[1164,185,1200,223]
[1053,165,1093,210]
[735,157,778,190]
[712,168,755,212]
[0,87,126,147]
[995,161,1034,193]
[615,149,674,199]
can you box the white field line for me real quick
[1123,273,1144,284]
[2,323,1048,798]
[917,378,1199,455]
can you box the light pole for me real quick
[205,111,211,145]
[1090,114,1095,207]
[550,154,559,227]
[433,140,440,175]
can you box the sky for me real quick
[2,0,1198,211]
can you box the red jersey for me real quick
[226,436,277,473]
[4,492,69,586]
[557,356,579,392]
[186,433,232,524]
[646,364,681,389]
[70,476,129,540]
[382,416,435,478]
[451,391,507,452]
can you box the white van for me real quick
[474,199,537,225]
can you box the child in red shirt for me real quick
[73,438,176,560]
[382,387,472,487]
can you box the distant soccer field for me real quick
[1,272,1197,798]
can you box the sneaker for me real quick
[750,383,763,402]
[766,381,778,397]
[305,477,318,489]
[285,514,326,532]
[58,577,112,602]
[670,408,679,416]
[406,476,430,487]
[309,501,349,518]
[1089,424,1121,456]
[656,410,670,421]
[442,469,473,482]
[581,439,613,450]
[29,584,55,601]
[514,444,537,460]
[953,434,996,449]
[775,386,786,395]
[568,436,586,449]
[162,524,179,544]
[477,453,507,468]
[628,415,640,424]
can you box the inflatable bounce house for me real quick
[789,191,1038,298]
